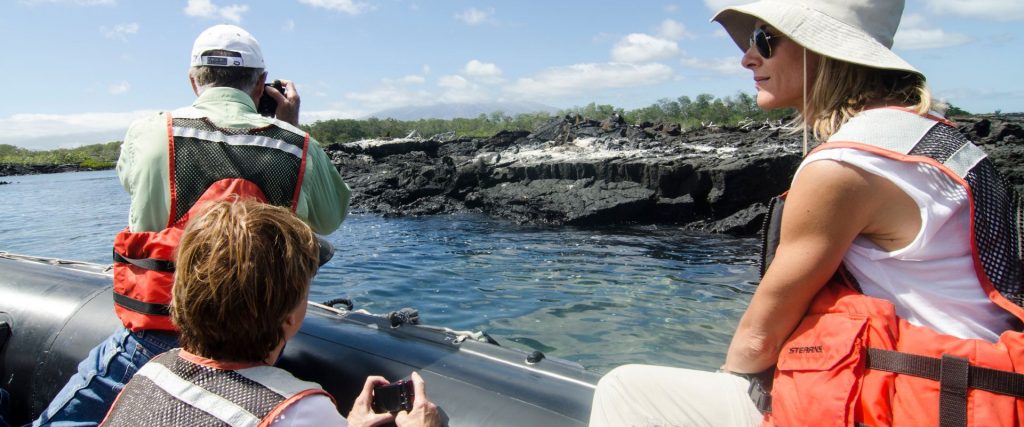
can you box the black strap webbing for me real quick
[866,348,1024,427]
[112,249,175,272]
[113,292,171,317]
[938,355,969,427]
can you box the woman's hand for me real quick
[394,372,441,427]
[346,376,396,427]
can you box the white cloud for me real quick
[18,0,114,5]
[703,0,744,12]
[437,75,488,103]
[298,0,367,15]
[282,19,295,32]
[657,19,694,40]
[507,62,674,99]
[101,22,138,42]
[463,60,503,83]
[925,0,1024,21]
[345,82,435,112]
[108,81,130,95]
[0,110,158,149]
[422,64,431,75]
[680,56,745,75]
[302,108,365,122]
[611,33,679,63]
[894,14,972,50]
[664,4,678,13]
[184,0,249,23]
[397,75,426,84]
[456,7,493,25]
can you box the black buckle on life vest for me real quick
[727,369,774,414]
[866,348,1024,427]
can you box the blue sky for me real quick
[3,0,1022,150]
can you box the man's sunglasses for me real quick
[749,26,781,58]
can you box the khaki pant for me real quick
[589,365,763,427]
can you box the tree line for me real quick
[2,92,977,166]
[0,141,120,169]
[302,92,798,145]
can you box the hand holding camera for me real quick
[257,79,301,127]
[372,379,414,413]
[346,372,440,427]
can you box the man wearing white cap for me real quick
[590,0,1024,426]
[34,24,352,426]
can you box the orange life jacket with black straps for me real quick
[758,108,1024,427]
[112,108,309,331]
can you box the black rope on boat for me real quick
[321,298,353,311]
[388,308,420,328]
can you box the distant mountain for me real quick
[368,102,559,121]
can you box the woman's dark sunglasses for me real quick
[749,26,780,58]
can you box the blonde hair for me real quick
[172,200,319,362]
[801,55,934,142]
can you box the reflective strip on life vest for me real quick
[135,361,262,427]
[171,127,304,158]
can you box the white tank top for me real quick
[796,148,1017,342]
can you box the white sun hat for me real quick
[712,0,920,76]
[189,24,265,68]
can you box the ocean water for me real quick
[0,170,759,374]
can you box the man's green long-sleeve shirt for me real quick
[116,87,350,234]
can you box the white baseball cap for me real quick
[712,0,920,76]
[189,24,265,68]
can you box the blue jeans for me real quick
[32,327,178,427]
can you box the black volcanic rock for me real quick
[320,113,1024,235]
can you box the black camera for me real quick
[257,79,285,117]
[372,379,414,413]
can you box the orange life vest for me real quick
[761,109,1024,427]
[112,110,309,331]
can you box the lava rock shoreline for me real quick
[326,113,1024,236]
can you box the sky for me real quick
[2,0,1023,150]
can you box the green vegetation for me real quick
[945,102,970,117]
[304,92,795,144]
[0,141,121,168]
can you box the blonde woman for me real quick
[590,1,1024,425]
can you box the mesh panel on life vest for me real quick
[172,118,305,223]
[910,124,1024,307]
[103,351,288,426]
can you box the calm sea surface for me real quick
[0,170,759,374]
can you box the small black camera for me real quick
[372,379,414,413]
[257,79,285,117]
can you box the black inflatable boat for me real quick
[0,252,599,426]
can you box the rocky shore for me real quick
[4,114,1019,237]
[327,113,1024,236]
[0,163,107,177]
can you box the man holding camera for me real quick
[35,24,351,426]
